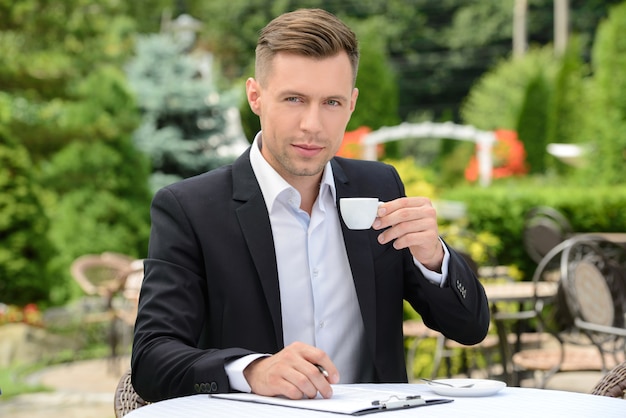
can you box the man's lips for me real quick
[293,143,324,157]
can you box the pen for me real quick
[315,364,329,378]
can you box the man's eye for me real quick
[286,97,301,103]
[327,99,340,107]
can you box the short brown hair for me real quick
[255,9,359,86]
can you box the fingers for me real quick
[244,342,339,400]
[373,197,438,246]
[372,197,444,269]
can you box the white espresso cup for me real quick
[340,198,381,230]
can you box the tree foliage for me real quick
[346,16,400,132]
[0,0,153,305]
[545,36,587,149]
[516,73,550,174]
[0,0,139,157]
[0,128,55,305]
[580,1,626,185]
[460,47,558,131]
[184,0,622,121]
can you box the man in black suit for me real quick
[131,8,489,402]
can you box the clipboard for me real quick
[211,385,453,415]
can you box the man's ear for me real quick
[246,78,262,116]
[350,87,359,113]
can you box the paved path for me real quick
[0,356,129,418]
[0,355,604,417]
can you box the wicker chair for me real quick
[114,368,150,417]
[591,361,626,399]
[110,259,145,356]
[71,253,135,370]
[70,252,134,298]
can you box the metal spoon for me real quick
[420,378,475,388]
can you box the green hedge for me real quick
[443,183,626,279]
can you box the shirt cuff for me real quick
[413,238,450,287]
[225,353,269,393]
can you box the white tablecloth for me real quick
[125,383,624,418]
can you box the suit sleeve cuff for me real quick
[413,238,450,288]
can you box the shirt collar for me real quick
[249,132,337,213]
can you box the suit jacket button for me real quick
[210,382,218,392]
[194,383,201,393]
[456,280,467,298]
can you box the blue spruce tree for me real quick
[126,31,245,191]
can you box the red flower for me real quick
[465,129,528,182]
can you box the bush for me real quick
[443,181,626,279]
[382,157,436,199]
[0,128,56,305]
[40,139,152,304]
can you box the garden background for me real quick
[2,0,626,392]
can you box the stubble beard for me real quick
[277,151,327,179]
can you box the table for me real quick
[125,383,624,417]
[403,281,559,381]
[482,281,559,384]
[574,232,626,251]
[578,232,626,244]
[483,281,558,303]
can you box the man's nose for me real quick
[300,105,323,133]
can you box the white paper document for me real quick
[211,384,452,415]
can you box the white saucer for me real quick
[425,378,506,397]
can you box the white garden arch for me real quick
[361,122,497,186]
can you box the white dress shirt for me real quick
[226,133,449,392]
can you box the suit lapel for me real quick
[232,150,284,348]
[332,159,378,354]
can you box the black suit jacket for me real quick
[131,149,490,401]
